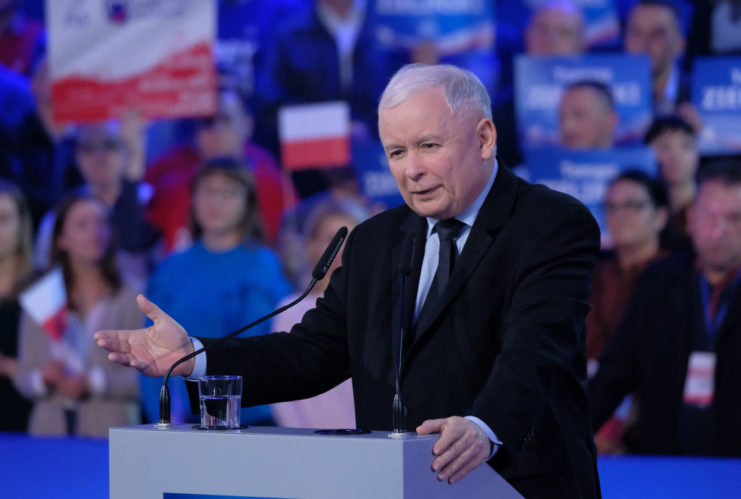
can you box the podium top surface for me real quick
[111,424,437,442]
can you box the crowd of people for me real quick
[0,0,740,460]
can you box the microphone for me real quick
[157,226,349,426]
[392,233,415,435]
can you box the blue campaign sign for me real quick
[352,140,405,210]
[524,0,620,48]
[369,0,495,54]
[525,147,657,245]
[514,54,653,151]
[692,57,741,155]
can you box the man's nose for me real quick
[405,152,426,179]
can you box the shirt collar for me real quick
[426,161,499,237]
[317,0,365,35]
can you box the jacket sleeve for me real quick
[194,228,356,406]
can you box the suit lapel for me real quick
[411,166,519,350]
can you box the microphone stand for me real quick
[391,235,415,437]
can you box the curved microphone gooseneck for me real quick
[157,226,349,426]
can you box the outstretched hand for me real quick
[94,295,195,377]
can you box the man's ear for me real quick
[478,118,497,161]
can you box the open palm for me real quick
[95,295,195,377]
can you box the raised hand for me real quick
[94,295,195,377]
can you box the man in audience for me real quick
[558,80,618,150]
[589,161,741,456]
[525,0,586,56]
[253,0,391,156]
[644,115,699,246]
[495,0,587,167]
[624,0,691,116]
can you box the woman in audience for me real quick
[271,198,368,429]
[587,170,669,453]
[0,180,33,432]
[33,117,159,279]
[14,194,142,437]
[143,157,292,425]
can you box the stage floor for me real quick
[1,432,739,498]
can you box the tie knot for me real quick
[435,219,464,242]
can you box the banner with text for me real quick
[524,0,620,48]
[525,147,657,245]
[370,0,495,55]
[48,0,217,123]
[515,54,652,151]
[692,57,741,155]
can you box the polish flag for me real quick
[19,268,68,341]
[279,101,350,170]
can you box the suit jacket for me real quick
[199,167,602,498]
[589,251,741,456]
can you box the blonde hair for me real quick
[0,179,33,289]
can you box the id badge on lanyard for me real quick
[683,351,716,407]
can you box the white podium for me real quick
[109,424,522,498]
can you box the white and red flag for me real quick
[278,101,350,170]
[19,268,68,341]
[47,0,217,123]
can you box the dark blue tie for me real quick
[429,218,465,299]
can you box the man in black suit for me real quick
[590,162,741,456]
[97,64,601,497]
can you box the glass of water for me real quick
[198,375,242,429]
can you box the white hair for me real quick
[378,64,492,122]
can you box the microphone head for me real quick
[312,226,348,280]
[399,233,416,276]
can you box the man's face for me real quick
[625,5,685,77]
[558,87,616,149]
[526,6,585,56]
[379,87,496,220]
[196,92,250,159]
[649,129,698,186]
[688,181,741,274]
[75,124,126,189]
